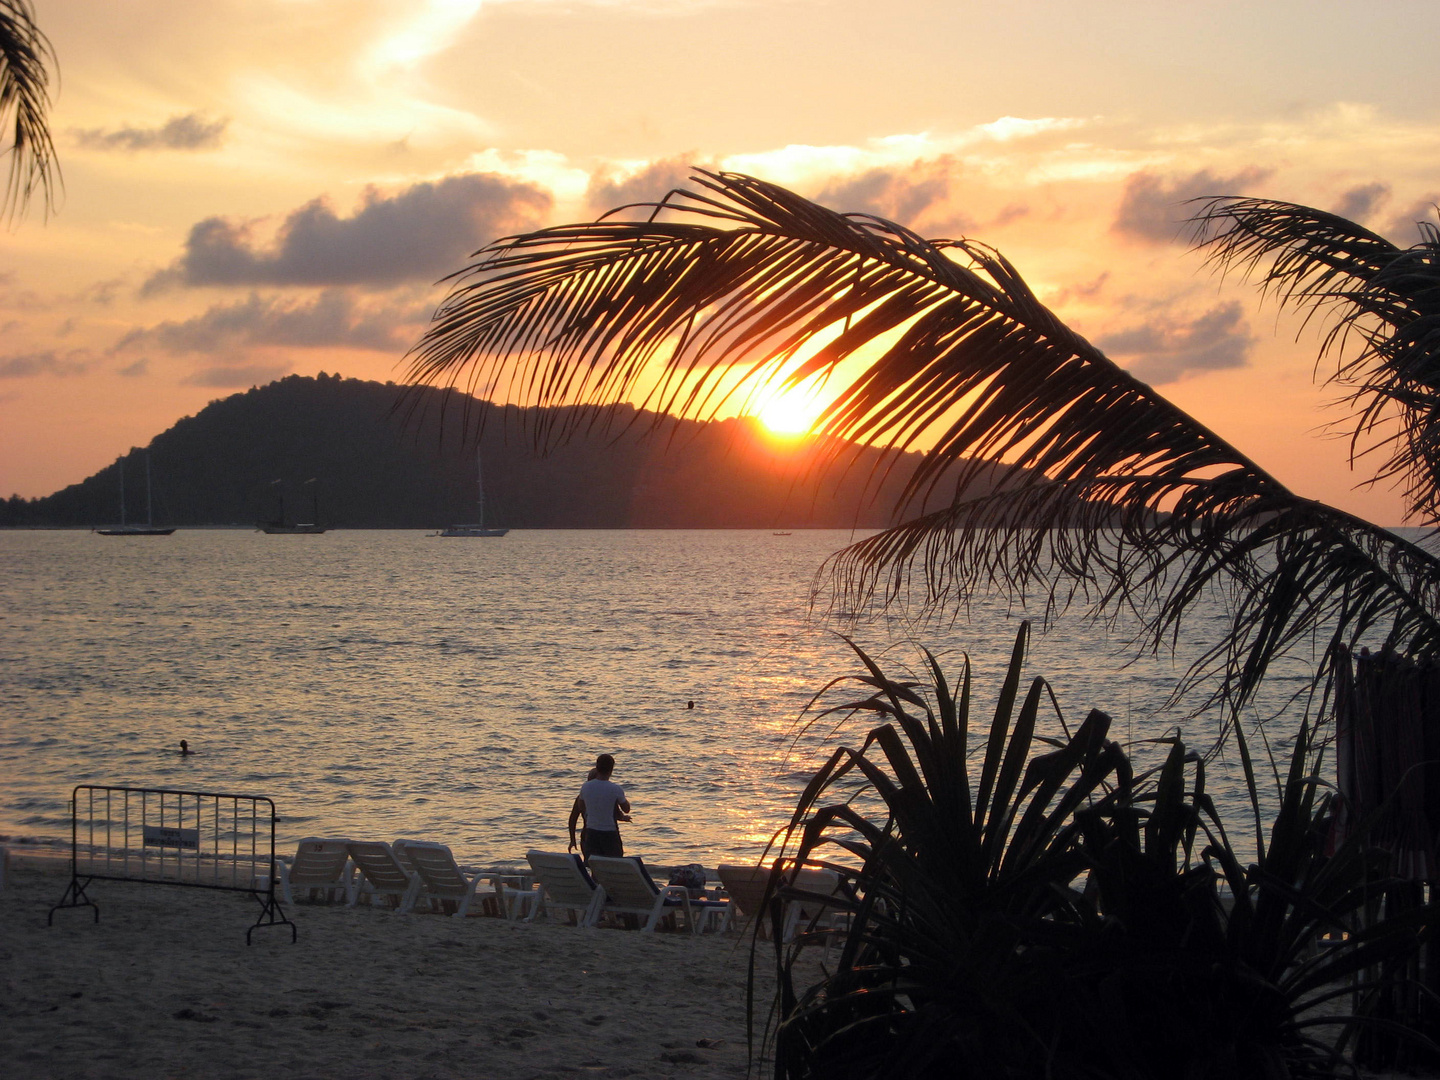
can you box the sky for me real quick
[2,0,1438,524]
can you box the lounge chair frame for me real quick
[588,856,730,934]
[525,850,603,927]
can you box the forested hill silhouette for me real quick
[5,373,1024,529]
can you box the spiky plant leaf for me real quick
[759,635,1433,1079]
[759,626,1129,1078]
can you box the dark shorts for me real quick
[582,828,623,859]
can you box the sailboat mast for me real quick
[146,452,154,528]
[119,459,127,527]
[476,448,485,531]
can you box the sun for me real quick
[754,382,826,436]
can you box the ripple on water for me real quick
[0,529,1300,862]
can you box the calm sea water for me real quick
[0,529,1320,867]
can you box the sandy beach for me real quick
[1,854,790,1080]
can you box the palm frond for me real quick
[1190,197,1440,526]
[0,0,58,220]
[408,171,1440,715]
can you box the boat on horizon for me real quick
[97,451,174,536]
[258,478,326,534]
[434,448,508,538]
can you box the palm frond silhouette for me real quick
[407,171,1440,715]
[0,0,57,220]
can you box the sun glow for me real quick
[754,378,828,436]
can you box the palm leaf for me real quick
[1190,197,1440,526]
[408,170,1440,715]
[0,0,57,220]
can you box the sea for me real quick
[0,528,1330,869]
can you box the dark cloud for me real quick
[1386,196,1440,245]
[1096,302,1255,384]
[181,362,292,388]
[119,290,428,355]
[1333,183,1390,223]
[1113,168,1271,243]
[988,203,1030,229]
[84,278,126,305]
[0,350,89,378]
[1049,272,1110,307]
[815,158,963,230]
[73,113,228,152]
[585,156,708,217]
[147,173,551,292]
[117,358,149,378]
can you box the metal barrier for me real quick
[48,785,296,944]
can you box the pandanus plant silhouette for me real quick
[755,628,1432,1079]
[406,170,1440,717]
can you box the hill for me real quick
[3,374,987,529]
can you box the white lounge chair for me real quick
[787,867,848,940]
[278,837,354,905]
[525,850,602,927]
[588,856,730,933]
[717,863,847,942]
[346,841,422,911]
[392,839,496,917]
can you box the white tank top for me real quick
[578,778,626,832]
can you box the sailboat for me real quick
[258,478,326,534]
[97,452,174,536]
[436,448,508,537]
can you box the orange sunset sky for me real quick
[2,0,1437,523]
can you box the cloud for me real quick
[117,358,149,378]
[1049,272,1111,307]
[814,158,964,231]
[83,277,126,305]
[73,113,229,152]
[988,203,1030,229]
[1096,302,1255,384]
[0,350,90,378]
[1386,196,1440,245]
[1333,183,1390,223]
[181,362,292,388]
[119,290,429,355]
[147,173,552,291]
[1112,168,1271,243]
[585,155,709,217]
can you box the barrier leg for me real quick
[247,889,297,945]
[48,876,99,925]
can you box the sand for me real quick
[1,854,792,1080]
[6,852,1428,1080]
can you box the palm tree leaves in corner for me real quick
[761,628,1433,1079]
[407,170,1440,715]
[1190,197,1440,526]
[0,0,58,219]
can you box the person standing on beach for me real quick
[568,754,630,860]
